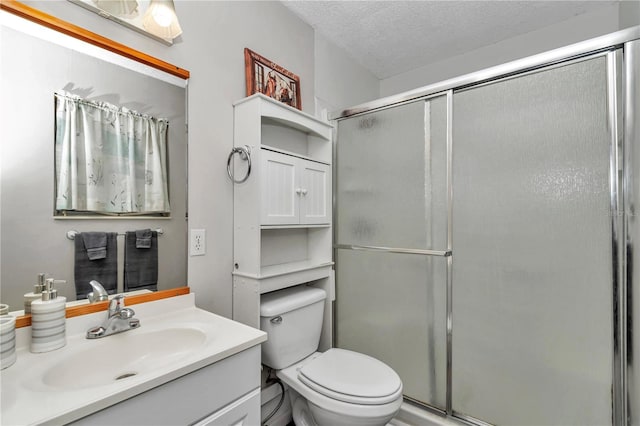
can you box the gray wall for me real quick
[620,0,640,30]
[0,25,187,309]
[11,0,379,317]
[314,32,380,113]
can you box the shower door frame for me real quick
[331,26,640,426]
[333,90,453,412]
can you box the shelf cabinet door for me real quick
[261,150,330,226]
[300,160,330,224]
[261,150,299,225]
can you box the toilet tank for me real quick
[260,286,326,370]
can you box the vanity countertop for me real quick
[1,293,267,425]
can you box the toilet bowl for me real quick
[278,350,403,426]
[260,286,403,426]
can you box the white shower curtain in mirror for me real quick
[54,92,170,214]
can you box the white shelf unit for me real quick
[231,94,334,350]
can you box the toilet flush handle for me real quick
[270,316,283,324]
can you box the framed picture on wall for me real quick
[244,48,302,110]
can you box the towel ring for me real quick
[227,145,252,184]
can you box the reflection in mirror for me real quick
[53,91,171,216]
[0,10,188,313]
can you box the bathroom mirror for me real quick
[0,3,189,313]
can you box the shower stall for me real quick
[332,28,640,426]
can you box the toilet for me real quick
[260,285,403,426]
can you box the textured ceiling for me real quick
[282,0,618,79]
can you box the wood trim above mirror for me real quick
[15,286,190,328]
[0,0,190,79]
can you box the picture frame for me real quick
[244,48,302,110]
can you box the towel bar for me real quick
[66,229,164,240]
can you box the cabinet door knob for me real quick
[296,188,302,195]
[301,189,308,196]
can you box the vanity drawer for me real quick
[193,387,260,426]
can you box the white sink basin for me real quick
[41,328,207,390]
[1,294,267,426]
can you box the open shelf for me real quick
[260,223,331,230]
[233,261,333,295]
[260,146,330,166]
[234,94,332,140]
[232,260,334,280]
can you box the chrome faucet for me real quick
[87,280,109,303]
[86,295,140,339]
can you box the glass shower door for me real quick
[335,96,449,409]
[451,55,615,425]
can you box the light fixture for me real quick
[142,0,182,41]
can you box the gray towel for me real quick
[74,232,117,300]
[135,229,152,249]
[124,230,158,292]
[82,232,107,260]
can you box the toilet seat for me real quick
[298,348,402,405]
[278,352,404,425]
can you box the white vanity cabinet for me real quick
[231,95,334,351]
[0,294,268,426]
[71,346,261,425]
[261,149,330,226]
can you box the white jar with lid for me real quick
[0,315,16,369]
[30,278,67,353]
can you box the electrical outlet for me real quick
[190,229,206,256]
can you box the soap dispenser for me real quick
[30,278,67,353]
[23,273,46,314]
